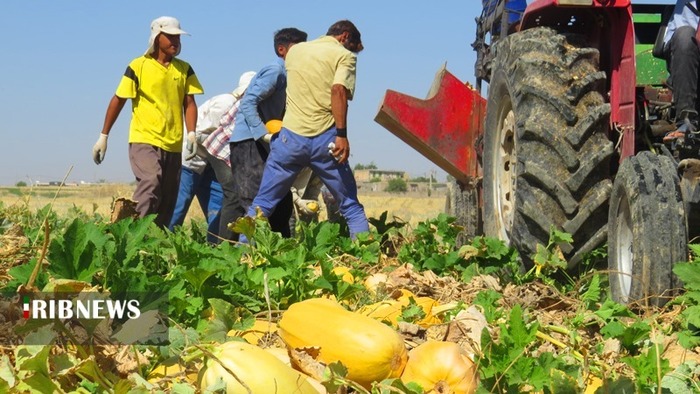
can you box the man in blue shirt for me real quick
[224,27,307,242]
[662,0,700,141]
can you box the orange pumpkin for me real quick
[401,341,478,394]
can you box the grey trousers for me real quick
[665,25,700,119]
[129,143,181,228]
[205,151,239,243]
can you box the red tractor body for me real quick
[376,0,699,306]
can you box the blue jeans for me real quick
[248,127,369,239]
[169,165,223,243]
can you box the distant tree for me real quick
[410,174,437,182]
[385,178,407,193]
[15,181,27,187]
[354,161,378,170]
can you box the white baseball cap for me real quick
[232,71,257,98]
[146,16,189,55]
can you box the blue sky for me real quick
[0,0,668,186]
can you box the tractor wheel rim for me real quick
[494,108,516,241]
[614,195,634,302]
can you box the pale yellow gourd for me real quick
[331,266,355,284]
[278,297,408,388]
[401,341,478,394]
[357,291,441,328]
[198,341,322,394]
[147,357,198,387]
[264,346,292,366]
[226,318,278,345]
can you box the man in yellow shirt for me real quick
[246,20,369,240]
[92,16,204,228]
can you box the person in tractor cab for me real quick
[482,0,528,33]
[661,0,700,142]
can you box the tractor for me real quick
[375,0,700,306]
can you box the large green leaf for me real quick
[673,261,700,291]
[199,298,241,342]
[0,354,16,389]
[48,218,108,282]
[112,309,165,345]
[14,326,56,376]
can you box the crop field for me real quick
[0,185,445,230]
[0,184,699,393]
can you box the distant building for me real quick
[354,169,408,183]
[352,168,446,195]
[37,181,79,187]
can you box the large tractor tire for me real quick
[445,178,482,246]
[608,152,687,307]
[483,27,613,267]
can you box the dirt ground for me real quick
[0,184,445,229]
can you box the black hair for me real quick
[326,20,361,45]
[273,28,308,56]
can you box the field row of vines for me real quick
[0,200,699,393]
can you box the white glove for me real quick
[92,134,108,165]
[291,187,320,215]
[184,131,197,160]
[262,133,272,143]
[297,198,320,215]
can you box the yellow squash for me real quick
[199,341,322,394]
[357,290,441,328]
[401,341,478,394]
[278,297,408,388]
[226,318,277,345]
[147,357,197,386]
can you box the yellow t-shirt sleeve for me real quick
[115,64,139,99]
[333,52,357,100]
[185,67,204,96]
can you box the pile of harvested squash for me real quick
[193,295,479,393]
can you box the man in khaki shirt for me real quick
[245,20,369,240]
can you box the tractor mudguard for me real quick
[374,65,486,185]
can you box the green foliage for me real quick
[671,245,700,349]
[580,274,603,310]
[397,296,427,324]
[2,203,700,393]
[369,210,406,255]
[354,162,378,170]
[397,214,519,287]
[385,178,407,193]
[14,181,27,187]
[622,343,671,393]
[472,289,504,323]
[398,213,463,274]
[477,305,573,392]
[457,235,520,284]
[5,188,22,196]
[661,361,700,393]
[527,226,573,284]
[322,361,424,394]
